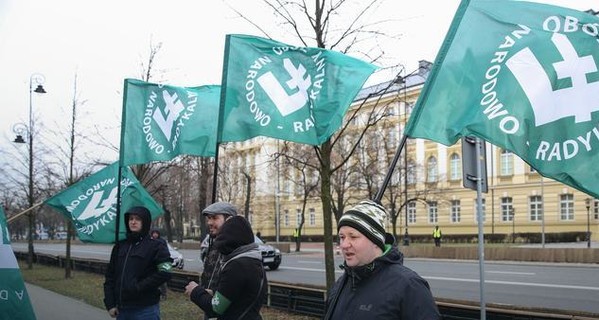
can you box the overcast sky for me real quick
[0,0,597,168]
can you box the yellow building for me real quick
[219,60,599,244]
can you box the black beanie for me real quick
[214,216,255,255]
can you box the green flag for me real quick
[0,207,37,320]
[404,0,599,198]
[219,34,377,145]
[120,79,220,166]
[44,162,163,243]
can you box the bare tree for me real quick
[229,0,403,289]
[278,143,321,251]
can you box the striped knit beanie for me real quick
[338,200,387,251]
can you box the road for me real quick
[12,242,599,315]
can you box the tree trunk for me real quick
[319,139,335,290]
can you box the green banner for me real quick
[120,79,220,166]
[44,162,163,243]
[0,207,37,320]
[219,34,377,145]
[405,0,599,198]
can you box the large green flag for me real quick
[120,79,220,166]
[219,34,377,145]
[0,207,36,320]
[44,162,163,243]
[404,0,599,198]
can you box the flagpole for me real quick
[374,134,408,202]
[116,79,129,244]
[6,202,43,223]
[474,137,487,320]
[211,145,220,203]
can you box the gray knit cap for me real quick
[202,202,239,217]
[338,200,387,251]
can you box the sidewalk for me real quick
[26,283,110,320]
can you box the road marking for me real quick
[424,276,599,291]
[297,260,321,264]
[486,270,535,275]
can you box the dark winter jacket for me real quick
[103,206,172,310]
[323,245,440,320]
[191,216,266,320]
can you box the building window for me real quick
[500,149,513,176]
[501,197,513,222]
[284,209,289,227]
[428,201,438,224]
[530,165,537,173]
[450,153,461,180]
[559,194,574,220]
[296,208,301,226]
[408,202,416,223]
[427,156,438,183]
[594,199,599,220]
[407,160,416,185]
[530,195,543,221]
[473,198,486,223]
[309,208,316,226]
[451,200,461,223]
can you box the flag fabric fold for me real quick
[120,79,220,166]
[404,0,599,198]
[44,162,163,243]
[219,34,378,145]
[0,207,37,320]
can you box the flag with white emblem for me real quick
[120,79,220,166]
[218,34,377,145]
[44,162,163,243]
[404,0,599,198]
[0,207,36,320]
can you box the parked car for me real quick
[255,236,282,270]
[167,243,184,270]
[199,235,282,270]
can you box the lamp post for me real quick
[585,198,591,248]
[13,74,46,269]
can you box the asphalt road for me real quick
[12,242,599,315]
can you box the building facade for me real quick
[218,60,599,243]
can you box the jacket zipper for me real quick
[118,243,133,306]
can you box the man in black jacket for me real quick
[185,216,266,319]
[323,200,440,320]
[103,206,172,319]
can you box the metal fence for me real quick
[17,252,599,320]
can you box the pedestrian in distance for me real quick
[323,200,441,320]
[433,225,442,247]
[185,215,267,320]
[150,229,169,300]
[103,206,172,319]
[195,202,239,319]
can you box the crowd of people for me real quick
[102,200,440,319]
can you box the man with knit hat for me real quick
[195,202,239,319]
[323,200,440,320]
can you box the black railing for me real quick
[16,252,599,320]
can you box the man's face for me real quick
[128,215,143,233]
[338,225,381,267]
[206,214,228,236]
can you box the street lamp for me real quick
[585,198,591,248]
[13,73,46,269]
